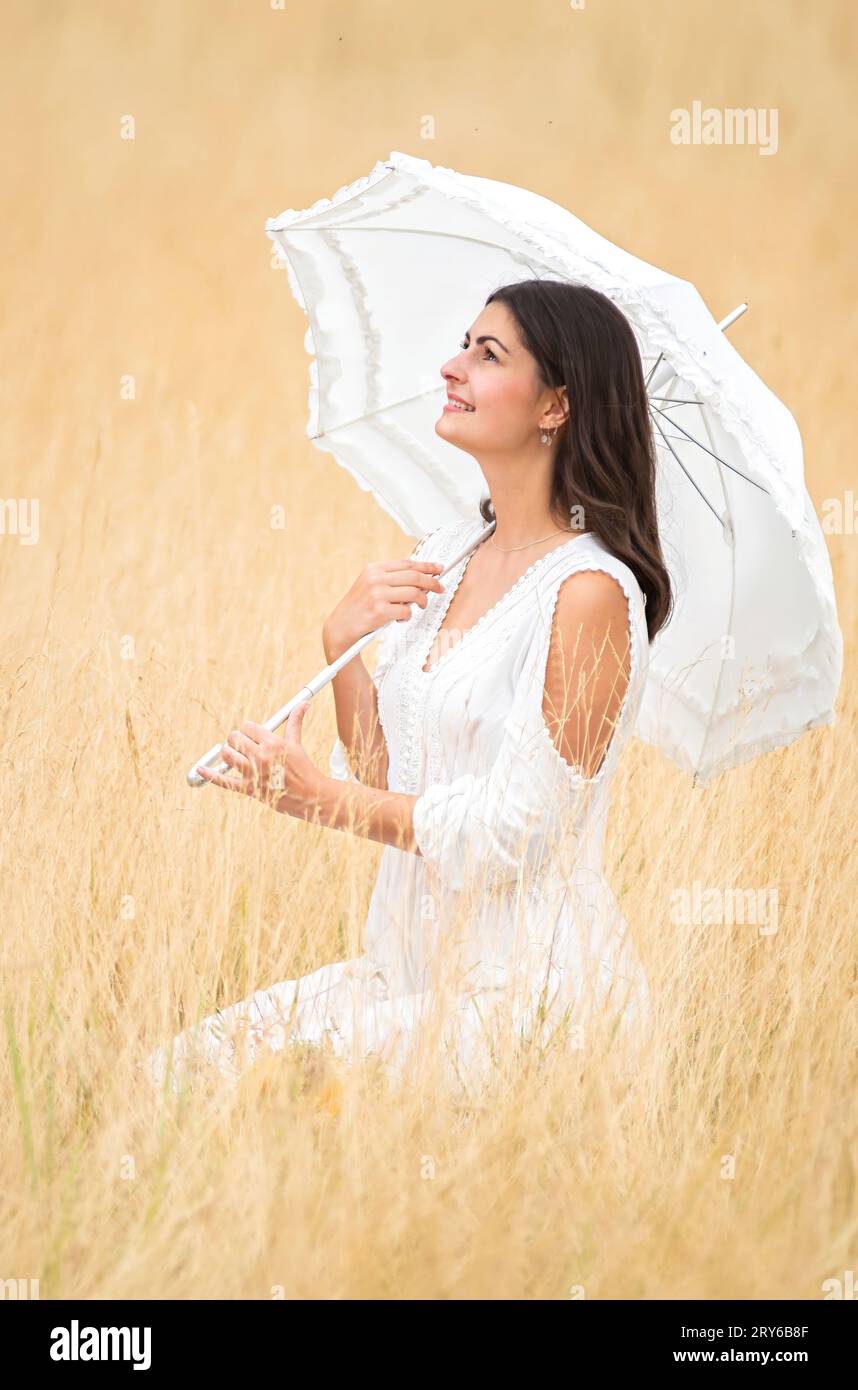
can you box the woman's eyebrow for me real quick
[463,332,510,354]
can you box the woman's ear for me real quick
[541,385,569,430]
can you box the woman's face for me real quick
[436,302,563,455]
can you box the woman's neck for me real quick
[489,508,575,551]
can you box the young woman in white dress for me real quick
[147,279,673,1099]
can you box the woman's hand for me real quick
[323,556,445,662]
[196,703,325,820]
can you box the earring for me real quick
[540,425,558,445]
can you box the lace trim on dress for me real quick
[393,519,476,794]
[419,522,593,678]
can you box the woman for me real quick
[147,279,672,1099]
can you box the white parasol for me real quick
[188,150,841,788]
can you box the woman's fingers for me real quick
[400,567,445,590]
[380,561,445,589]
[239,720,278,745]
[220,742,252,774]
[384,583,445,611]
[219,728,254,771]
[196,765,249,793]
[281,703,309,743]
[379,559,444,574]
[195,718,290,802]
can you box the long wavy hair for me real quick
[479,279,672,642]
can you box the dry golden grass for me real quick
[1,0,855,1299]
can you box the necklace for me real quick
[489,524,577,553]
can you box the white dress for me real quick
[147,516,653,1099]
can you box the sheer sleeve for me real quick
[411,560,642,892]
[328,736,361,783]
[329,526,443,783]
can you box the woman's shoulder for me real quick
[534,532,648,650]
[538,531,644,603]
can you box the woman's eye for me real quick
[459,339,497,362]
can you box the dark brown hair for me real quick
[480,279,672,641]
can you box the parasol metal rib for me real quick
[648,404,771,494]
[650,412,727,529]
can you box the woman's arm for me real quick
[322,627,390,789]
[542,568,632,780]
[197,704,421,850]
[316,773,421,852]
[322,533,444,789]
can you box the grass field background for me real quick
[1,0,855,1299]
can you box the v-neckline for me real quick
[419,523,592,677]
